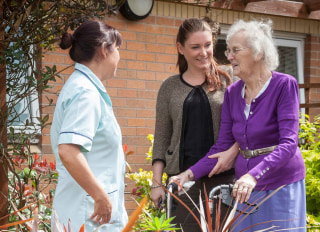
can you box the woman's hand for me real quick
[169,169,194,191]
[90,193,112,224]
[150,187,166,208]
[232,173,257,203]
[59,144,113,224]
[208,142,239,177]
[151,161,166,208]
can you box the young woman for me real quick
[50,20,128,231]
[151,18,238,232]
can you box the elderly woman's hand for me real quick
[232,173,257,203]
[207,142,239,177]
[169,169,194,191]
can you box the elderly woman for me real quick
[171,19,306,231]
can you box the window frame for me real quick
[6,44,41,136]
[273,36,305,113]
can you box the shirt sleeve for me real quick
[190,88,236,180]
[58,89,101,152]
[152,81,172,166]
[248,76,300,181]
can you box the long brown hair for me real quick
[176,17,230,91]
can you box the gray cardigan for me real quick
[153,66,237,175]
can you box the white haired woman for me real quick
[170,19,306,232]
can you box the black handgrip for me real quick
[167,182,178,193]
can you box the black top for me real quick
[179,75,214,172]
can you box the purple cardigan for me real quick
[190,71,305,190]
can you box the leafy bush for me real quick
[1,0,129,230]
[299,115,320,229]
[125,134,173,232]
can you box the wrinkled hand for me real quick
[232,173,257,203]
[90,194,112,224]
[150,187,165,208]
[169,169,194,191]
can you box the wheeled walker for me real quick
[163,182,258,231]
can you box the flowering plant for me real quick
[125,134,171,231]
[2,125,58,231]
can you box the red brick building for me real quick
[38,0,320,214]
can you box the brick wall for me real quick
[107,15,181,214]
[305,35,320,119]
[40,1,320,215]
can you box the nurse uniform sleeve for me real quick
[58,89,101,152]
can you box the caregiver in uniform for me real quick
[50,20,128,231]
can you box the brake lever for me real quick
[157,197,166,217]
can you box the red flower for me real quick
[24,186,32,196]
[123,144,128,154]
[132,187,141,196]
[123,144,134,156]
[50,161,56,170]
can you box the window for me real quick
[274,38,305,115]
[6,44,40,135]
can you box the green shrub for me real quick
[299,114,320,229]
[125,134,172,231]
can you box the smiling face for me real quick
[177,30,213,73]
[226,31,258,79]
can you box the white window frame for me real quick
[6,44,41,136]
[273,35,305,115]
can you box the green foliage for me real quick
[302,150,320,219]
[299,114,320,229]
[5,124,58,231]
[299,114,320,151]
[1,0,127,230]
[126,134,175,232]
[139,214,179,231]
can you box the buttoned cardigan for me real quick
[153,67,235,175]
[190,71,305,190]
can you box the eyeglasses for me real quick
[224,47,248,57]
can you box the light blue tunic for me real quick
[50,63,128,231]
